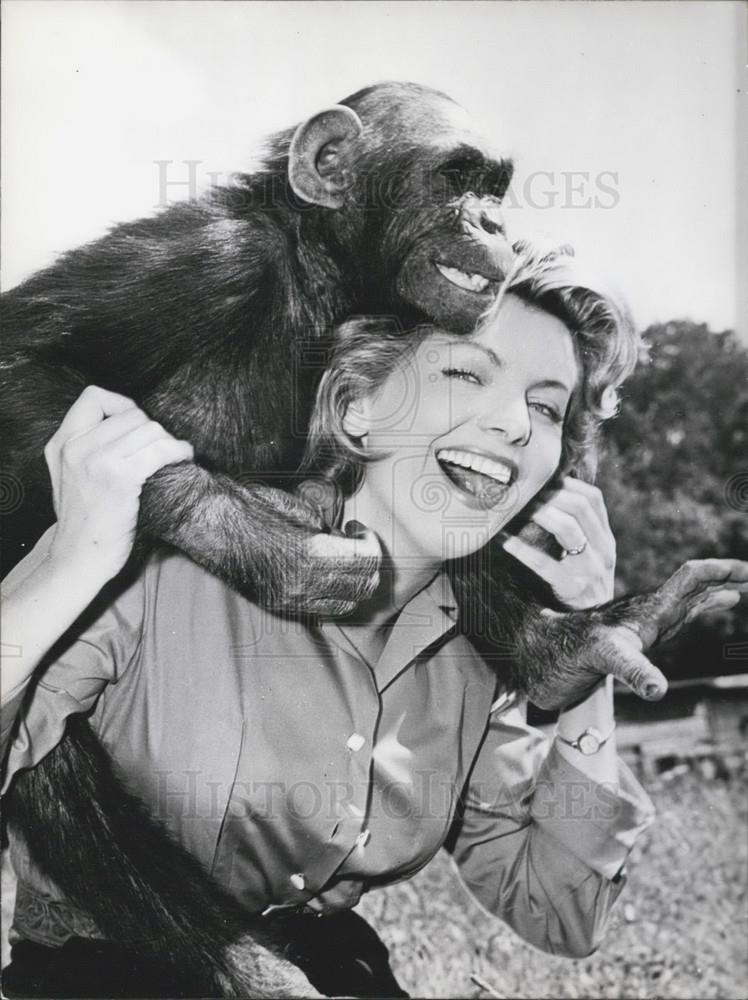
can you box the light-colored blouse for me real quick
[1,535,654,958]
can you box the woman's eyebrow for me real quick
[443,338,502,368]
[532,378,573,395]
[442,339,572,394]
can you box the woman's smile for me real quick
[434,445,517,508]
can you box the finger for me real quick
[129,439,195,484]
[529,505,589,556]
[662,559,748,605]
[104,419,184,460]
[501,533,566,589]
[47,386,139,447]
[60,407,152,457]
[309,526,382,563]
[533,487,610,555]
[656,585,748,646]
[560,476,612,532]
[684,589,743,622]
[604,633,668,700]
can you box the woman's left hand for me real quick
[501,477,616,608]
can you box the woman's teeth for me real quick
[436,449,515,506]
[435,262,490,294]
[436,449,513,485]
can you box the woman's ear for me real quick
[342,400,371,441]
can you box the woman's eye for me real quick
[442,367,483,385]
[529,401,563,424]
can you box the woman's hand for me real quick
[45,386,194,579]
[2,387,193,707]
[501,477,616,608]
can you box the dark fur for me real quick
[4,716,318,998]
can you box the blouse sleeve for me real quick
[446,699,654,958]
[1,550,147,794]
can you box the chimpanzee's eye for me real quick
[438,166,470,193]
[436,152,485,194]
[437,154,512,200]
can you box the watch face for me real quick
[578,729,602,755]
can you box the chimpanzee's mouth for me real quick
[433,261,498,295]
[435,448,517,507]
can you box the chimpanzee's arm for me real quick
[138,462,380,616]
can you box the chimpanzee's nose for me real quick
[461,195,505,237]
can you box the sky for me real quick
[2,0,745,341]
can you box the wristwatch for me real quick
[556,724,616,756]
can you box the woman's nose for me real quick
[478,396,532,446]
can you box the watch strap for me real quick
[556,724,616,755]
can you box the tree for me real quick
[597,321,748,678]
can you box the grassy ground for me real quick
[357,766,748,999]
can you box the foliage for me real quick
[596,321,748,678]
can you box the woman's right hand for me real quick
[45,386,194,579]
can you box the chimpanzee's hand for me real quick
[258,480,382,617]
[300,520,382,616]
[523,559,748,710]
[139,467,381,618]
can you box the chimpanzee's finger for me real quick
[664,559,748,602]
[309,525,382,564]
[643,588,743,647]
[601,630,668,701]
[683,589,742,624]
[649,561,748,641]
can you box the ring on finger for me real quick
[560,538,589,560]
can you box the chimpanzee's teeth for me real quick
[436,448,513,484]
[435,263,491,294]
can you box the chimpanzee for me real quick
[1,82,515,613]
[3,82,747,997]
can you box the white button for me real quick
[289,872,306,891]
[346,733,365,752]
[355,829,371,848]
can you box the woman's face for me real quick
[345,293,579,563]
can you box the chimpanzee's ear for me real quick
[289,106,364,209]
